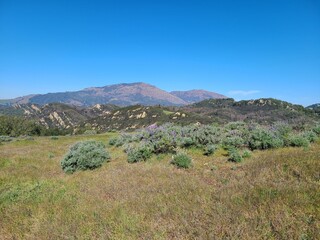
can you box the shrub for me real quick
[61,141,110,173]
[228,148,243,163]
[242,150,252,158]
[127,144,152,163]
[288,135,310,148]
[51,136,59,140]
[222,136,246,149]
[83,130,97,135]
[151,134,177,154]
[302,131,318,143]
[171,152,193,169]
[178,137,194,148]
[203,144,217,156]
[0,136,14,143]
[108,138,117,146]
[248,127,283,150]
[312,124,320,136]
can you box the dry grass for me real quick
[0,134,319,239]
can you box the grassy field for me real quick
[0,134,319,239]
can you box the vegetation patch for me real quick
[61,140,110,173]
[171,152,193,168]
[111,122,320,164]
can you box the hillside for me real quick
[307,103,320,115]
[2,82,225,107]
[182,98,319,125]
[0,98,319,133]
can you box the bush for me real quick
[312,124,320,136]
[302,131,318,143]
[0,135,14,143]
[61,141,110,174]
[108,138,118,146]
[228,148,243,163]
[248,128,283,150]
[203,144,217,156]
[288,135,310,148]
[127,144,152,163]
[242,150,252,158]
[171,152,192,169]
[83,130,97,135]
[178,137,194,148]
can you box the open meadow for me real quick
[0,134,319,239]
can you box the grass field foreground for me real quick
[0,134,319,239]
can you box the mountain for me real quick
[3,82,226,107]
[1,98,319,133]
[171,90,226,103]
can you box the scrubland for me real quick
[0,133,319,239]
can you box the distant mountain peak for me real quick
[2,82,226,107]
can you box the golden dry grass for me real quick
[0,134,319,239]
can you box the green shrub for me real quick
[242,150,252,158]
[61,141,110,174]
[222,136,246,149]
[51,136,59,140]
[0,135,14,143]
[302,131,318,143]
[228,148,243,163]
[248,128,283,150]
[288,135,310,148]
[179,137,194,148]
[312,124,320,136]
[171,152,192,169]
[108,138,117,146]
[203,144,217,156]
[151,135,176,154]
[83,130,97,135]
[127,144,152,163]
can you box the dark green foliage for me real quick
[127,144,152,163]
[108,138,117,146]
[228,148,243,163]
[203,144,217,156]
[0,116,43,137]
[171,152,192,169]
[61,141,110,174]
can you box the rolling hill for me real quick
[1,98,319,133]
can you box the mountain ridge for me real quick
[2,82,226,107]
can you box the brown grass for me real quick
[0,134,319,239]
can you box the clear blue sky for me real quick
[0,0,319,106]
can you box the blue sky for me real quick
[0,0,319,106]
